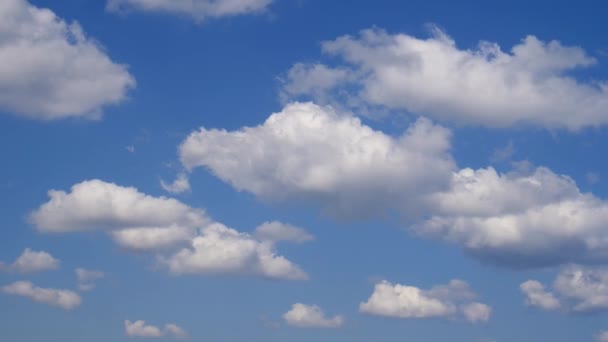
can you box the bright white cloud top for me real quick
[124,320,187,339]
[179,102,455,218]
[1,248,60,273]
[416,166,608,267]
[360,279,491,323]
[30,180,308,280]
[282,27,608,130]
[522,265,608,313]
[0,0,135,120]
[283,303,345,328]
[2,281,81,310]
[107,0,273,21]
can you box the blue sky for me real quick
[1,0,608,341]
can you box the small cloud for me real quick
[124,320,187,339]
[76,268,105,291]
[254,221,314,243]
[160,173,191,194]
[491,141,515,163]
[283,303,344,328]
[1,248,60,273]
[126,145,136,153]
[2,281,81,310]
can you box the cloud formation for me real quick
[125,320,187,339]
[76,268,105,292]
[360,279,490,323]
[31,180,307,280]
[30,179,208,250]
[161,173,191,194]
[160,223,308,280]
[2,281,81,310]
[179,102,454,218]
[0,0,135,120]
[1,248,59,273]
[283,303,344,328]
[107,0,273,21]
[416,166,608,268]
[254,221,314,243]
[282,27,608,129]
[521,265,608,313]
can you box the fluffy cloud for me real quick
[1,248,60,273]
[125,320,187,339]
[521,265,608,313]
[76,268,105,291]
[2,281,81,310]
[415,166,608,267]
[0,0,135,120]
[179,102,454,218]
[282,27,608,129]
[30,180,307,280]
[360,279,490,323]
[520,280,561,311]
[254,221,314,243]
[30,179,207,250]
[283,303,344,328]
[160,223,308,280]
[107,0,273,21]
[161,173,191,194]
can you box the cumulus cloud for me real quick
[521,265,608,313]
[520,280,561,311]
[107,0,273,21]
[30,180,307,280]
[179,102,454,218]
[254,221,314,243]
[283,303,344,328]
[30,179,208,250]
[282,27,608,129]
[160,223,308,280]
[360,279,490,323]
[125,320,187,339]
[161,173,191,194]
[76,268,104,291]
[2,281,81,310]
[0,0,135,120]
[415,166,608,268]
[1,248,59,273]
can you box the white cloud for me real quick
[254,221,314,243]
[520,280,561,311]
[360,279,490,323]
[282,27,608,129]
[415,166,608,267]
[2,248,60,273]
[0,0,135,120]
[76,268,104,291]
[161,173,191,194]
[522,265,608,313]
[461,302,492,323]
[124,320,187,339]
[30,179,207,251]
[283,303,344,328]
[107,0,273,21]
[2,281,81,310]
[160,223,308,280]
[30,179,307,280]
[179,102,454,218]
